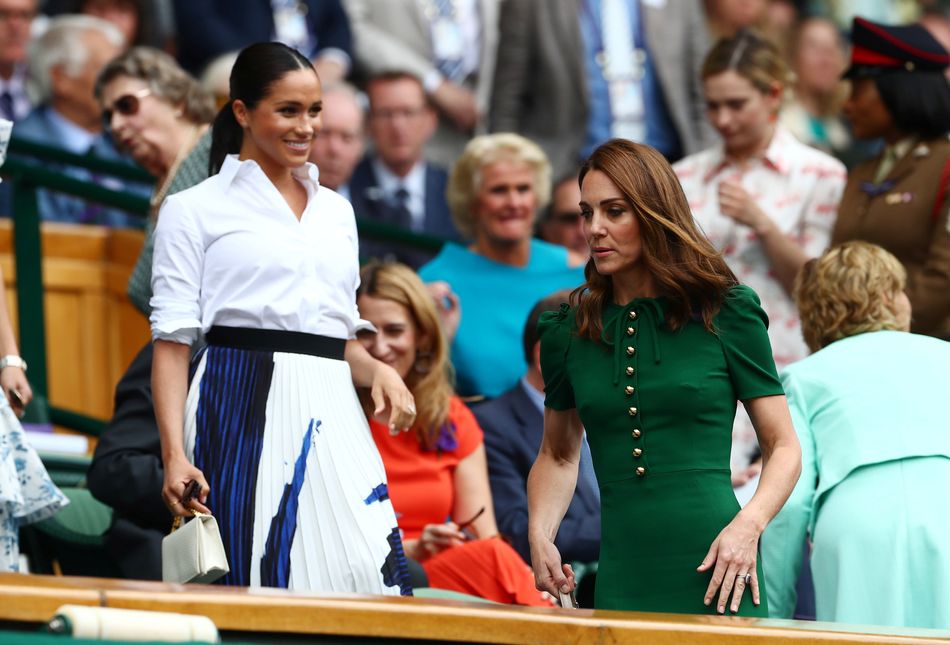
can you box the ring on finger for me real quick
[736,573,751,585]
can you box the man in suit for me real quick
[172,0,352,81]
[308,81,366,200]
[473,293,600,576]
[0,0,36,122]
[86,343,168,580]
[4,15,149,226]
[490,0,715,181]
[344,0,499,168]
[349,72,459,267]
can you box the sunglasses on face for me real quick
[551,211,582,225]
[102,88,152,129]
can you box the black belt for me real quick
[205,326,346,360]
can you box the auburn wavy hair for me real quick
[794,241,908,352]
[572,139,737,339]
[357,262,453,450]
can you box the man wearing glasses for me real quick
[349,71,459,268]
[537,174,588,260]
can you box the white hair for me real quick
[27,15,125,104]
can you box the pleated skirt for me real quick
[812,456,950,629]
[184,343,412,595]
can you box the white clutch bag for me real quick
[162,511,230,584]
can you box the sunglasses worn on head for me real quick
[102,88,152,129]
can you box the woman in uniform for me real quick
[832,17,950,338]
[527,139,801,615]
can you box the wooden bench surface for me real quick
[2,573,948,644]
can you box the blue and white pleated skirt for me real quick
[183,331,411,595]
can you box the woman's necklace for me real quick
[149,123,205,214]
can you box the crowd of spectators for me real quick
[0,0,948,632]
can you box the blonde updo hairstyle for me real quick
[357,262,453,450]
[795,241,909,352]
[447,133,552,240]
[702,29,789,102]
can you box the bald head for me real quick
[310,82,365,190]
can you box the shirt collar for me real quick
[884,136,918,165]
[372,157,426,199]
[702,126,792,184]
[218,154,321,190]
[520,376,545,414]
[46,107,98,154]
[0,64,27,93]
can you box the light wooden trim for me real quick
[1,574,948,644]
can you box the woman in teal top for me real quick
[418,133,585,399]
[762,242,950,629]
[528,139,801,616]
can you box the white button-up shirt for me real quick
[674,127,846,466]
[150,155,362,344]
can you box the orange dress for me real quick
[370,397,551,606]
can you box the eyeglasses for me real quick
[369,107,427,122]
[102,88,152,129]
[0,9,37,22]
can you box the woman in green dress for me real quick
[527,139,801,616]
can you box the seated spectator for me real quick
[419,133,585,400]
[43,0,171,51]
[86,343,166,579]
[345,0,499,168]
[474,292,599,594]
[10,15,149,227]
[171,0,351,82]
[308,81,364,200]
[0,0,37,122]
[536,174,586,259]
[349,72,457,267]
[762,241,950,629]
[779,17,857,164]
[356,261,550,606]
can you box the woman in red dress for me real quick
[356,262,551,606]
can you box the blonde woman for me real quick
[357,262,552,606]
[762,242,950,628]
[418,133,585,399]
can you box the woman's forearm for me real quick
[345,339,381,387]
[152,339,192,462]
[756,216,809,295]
[527,451,579,543]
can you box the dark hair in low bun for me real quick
[208,42,314,175]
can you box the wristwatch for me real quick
[0,355,27,372]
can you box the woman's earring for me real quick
[413,350,432,375]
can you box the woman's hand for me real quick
[425,281,461,344]
[718,179,771,233]
[697,513,763,614]
[406,523,466,561]
[370,362,416,433]
[529,532,575,597]
[1,366,32,416]
[162,454,211,517]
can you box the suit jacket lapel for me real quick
[555,0,588,108]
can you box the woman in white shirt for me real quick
[673,31,846,483]
[150,42,416,594]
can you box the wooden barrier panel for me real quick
[1,574,949,644]
[0,221,150,421]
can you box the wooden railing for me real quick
[1,573,948,644]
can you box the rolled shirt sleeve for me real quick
[149,194,204,344]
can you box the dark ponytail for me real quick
[208,42,315,175]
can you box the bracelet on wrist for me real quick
[0,355,27,372]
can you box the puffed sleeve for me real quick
[538,303,576,410]
[149,193,204,344]
[716,285,784,401]
[450,397,483,460]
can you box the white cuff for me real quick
[314,48,351,76]
[422,69,444,94]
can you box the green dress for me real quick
[538,285,783,615]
